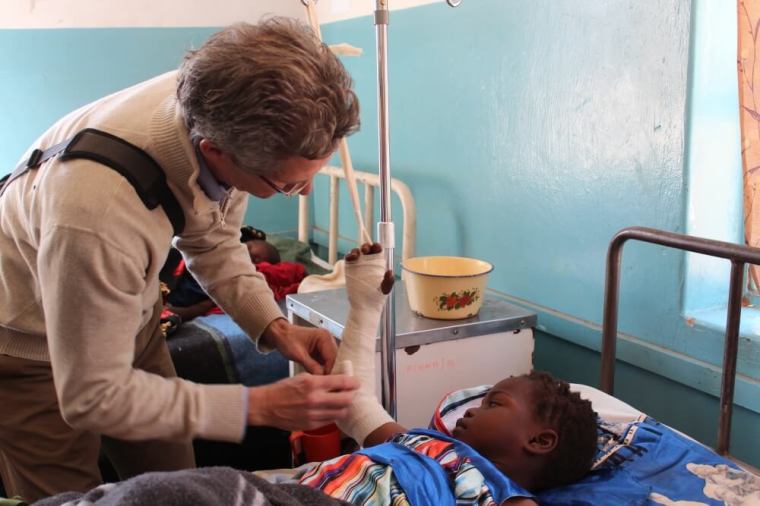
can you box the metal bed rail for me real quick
[297,165,416,266]
[600,226,760,456]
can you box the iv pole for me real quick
[373,0,462,417]
[373,0,397,418]
[373,0,461,417]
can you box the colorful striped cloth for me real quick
[298,427,532,505]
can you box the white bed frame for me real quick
[297,165,416,266]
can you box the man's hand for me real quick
[247,373,359,430]
[262,318,337,374]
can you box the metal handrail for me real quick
[601,226,760,455]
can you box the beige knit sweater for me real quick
[0,71,285,443]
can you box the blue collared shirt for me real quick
[193,138,230,202]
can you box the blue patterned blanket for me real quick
[433,386,760,506]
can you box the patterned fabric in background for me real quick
[739,0,760,288]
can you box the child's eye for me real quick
[488,401,500,408]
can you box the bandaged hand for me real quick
[332,243,395,445]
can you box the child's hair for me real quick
[240,226,281,264]
[525,371,598,490]
[240,226,267,243]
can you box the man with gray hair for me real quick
[0,18,359,502]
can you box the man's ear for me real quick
[197,138,233,183]
[525,429,558,455]
[198,138,224,160]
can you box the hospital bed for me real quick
[536,226,759,503]
[276,226,760,504]
[166,167,760,501]
[450,226,760,504]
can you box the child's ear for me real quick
[525,429,558,455]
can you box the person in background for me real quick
[239,225,282,265]
[165,226,304,322]
[237,227,309,302]
[0,18,359,502]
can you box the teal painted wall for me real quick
[321,0,690,349]
[0,28,297,233]
[319,0,760,466]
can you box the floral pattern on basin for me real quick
[435,289,480,311]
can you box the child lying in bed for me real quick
[34,244,597,506]
[298,243,599,505]
[165,226,305,321]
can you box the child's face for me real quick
[452,376,541,462]
[246,240,274,264]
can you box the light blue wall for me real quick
[0,28,297,233]
[321,0,689,344]
[319,0,760,466]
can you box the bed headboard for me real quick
[297,165,416,266]
[601,226,760,468]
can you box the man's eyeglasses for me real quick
[258,174,309,197]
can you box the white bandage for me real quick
[333,251,394,445]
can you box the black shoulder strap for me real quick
[0,128,184,235]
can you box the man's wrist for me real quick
[261,317,288,349]
[246,386,269,426]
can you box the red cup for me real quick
[290,423,342,465]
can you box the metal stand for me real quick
[372,0,461,419]
[374,0,397,418]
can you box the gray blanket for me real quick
[33,467,349,506]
